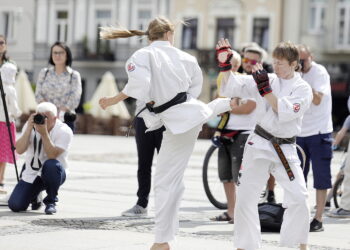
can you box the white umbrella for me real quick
[87,71,131,119]
[15,70,37,114]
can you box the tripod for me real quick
[0,74,19,182]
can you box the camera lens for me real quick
[33,114,46,124]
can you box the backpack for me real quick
[258,202,285,232]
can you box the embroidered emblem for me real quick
[248,141,254,145]
[127,63,135,72]
[293,103,300,113]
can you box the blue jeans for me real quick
[8,159,66,212]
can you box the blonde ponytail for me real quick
[100,16,176,41]
[100,27,147,40]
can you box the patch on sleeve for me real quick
[293,103,300,113]
[127,63,136,72]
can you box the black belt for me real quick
[254,125,296,181]
[146,92,187,114]
[126,92,187,137]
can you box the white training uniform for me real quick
[299,61,332,136]
[221,72,312,249]
[122,41,231,243]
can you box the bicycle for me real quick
[332,152,346,208]
[202,144,227,209]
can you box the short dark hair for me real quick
[48,41,73,66]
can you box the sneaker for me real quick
[121,204,147,217]
[31,200,42,210]
[310,218,324,232]
[45,204,57,215]
[327,208,350,218]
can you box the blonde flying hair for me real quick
[100,17,175,41]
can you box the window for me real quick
[95,10,113,59]
[216,18,235,46]
[336,0,350,48]
[138,9,151,45]
[182,18,198,49]
[0,11,15,40]
[252,18,269,51]
[56,10,68,42]
[309,0,326,33]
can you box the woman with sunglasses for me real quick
[0,35,21,194]
[217,38,312,250]
[35,42,82,132]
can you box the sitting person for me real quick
[8,102,73,214]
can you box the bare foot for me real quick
[150,243,170,250]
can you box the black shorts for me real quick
[218,134,249,183]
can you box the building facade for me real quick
[1,0,349,125]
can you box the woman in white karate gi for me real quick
[216,39,312,250]
[99,17,233,250]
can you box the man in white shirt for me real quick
[8,102,73,214]
[297,44,333,232]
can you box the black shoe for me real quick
[267,191,276,203]
[310,218,324,232]
[31,201,42,210]
[45,204,57,215]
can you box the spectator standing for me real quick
[297,44,333,232]
[0,34,21,194]
[35,42,82,132]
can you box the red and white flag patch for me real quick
[293,103,300,113]
[127,63,135,72]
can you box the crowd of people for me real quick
[1,15,350,250]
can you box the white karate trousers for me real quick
[153,125,201,243]
[234,144,310,250]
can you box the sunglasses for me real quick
[0,41,5,45]
[242,58,258,65]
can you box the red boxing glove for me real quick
[216,46,233,72]
[252,69,272,96]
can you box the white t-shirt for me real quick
[299,62,333,137]
[20,120,73,184]
[225,98,257,131]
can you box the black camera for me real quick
[64,111,77,123]
[33,113,47,124]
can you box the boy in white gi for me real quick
[216,38,312,250]
[98,17,234,250]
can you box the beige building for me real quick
[0,0,35,70]
[170,0,283,101]
[282,0,350,126]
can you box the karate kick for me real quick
[98,17,234,250]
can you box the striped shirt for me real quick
[35,66,82,111]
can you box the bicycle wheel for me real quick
[333,175,344,209]
[202,145,228,209]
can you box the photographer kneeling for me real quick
[8,102,73,214]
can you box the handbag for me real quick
[258,202,285,232]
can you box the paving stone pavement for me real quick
[0,135,349,250]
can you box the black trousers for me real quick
[135,117,164,208]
